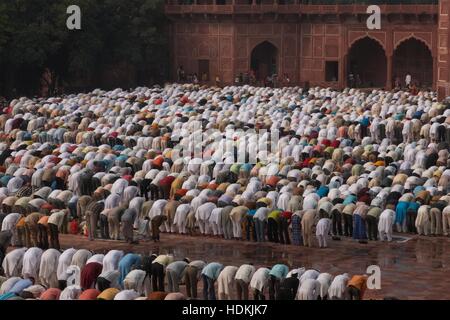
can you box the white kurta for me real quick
[102,250,124,273]
[328,274,350,299]
[39,248,61,288]
[57,248,77,281]
[2,247,27,277]
[22,247,44,279]
[217,266,238,299]
[250,268,270,292]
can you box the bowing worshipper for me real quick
[15,214,26,247]
[80,262,103,290]
[253,206,269,242]
[102,250,124,273]
[173,203,192,235]
[353,202,369,243]
[268,263,289,300]
[38,248,61,288]
[316,273,333,300]
[70,249,93,272]
[21,284,46,299]
[39,288,61,300]
[97,288,120,300]
[121,208,138,244]
[47,209,67,249]
[87,253,104,265]
[395,194,413,233]
[278,211,292,244]
[24,212,43,248]
[118,253,142,287]
[342,203,355,237]
[316,216,332,248]
[229,205,248,240]
[209,207,223,237]
[22,247,43,280]
[37,214,49,249]
[201,262,224,300]
[217,265,238,300]
[147,291,168,300]
[195,202,217,235]
[2,212,21,247]
[57,248,77,289]
[59,285,83,300]
[108,205,126,240]
[85,197,104,241]
[79,289,101,300]
[219,205,233,240]
[267,209,282,243]
[163,199,179,233]
[123,269,149,296]
[234,263,255,300]
[366,204,381,241]
[330,204,344,239]
[378,209,395,242]
[0,230,12,270]
[8,277,33,296]
[114,289,140,300]
[345,275,368,300]
[184,259,206,299]
[165,292,186,300]
[276,270,300,300]
[151,254,173,292]
[443,205,450,236]
[151,214,167,242]
[297,278,321,300]
[96,270,120,291]
[416,205,431,235]
[250,267,270,301]
[301,209,317,247]
[328,273,350,300]
[0,277,21,294]
[166,259,188,292]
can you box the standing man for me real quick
[405,71,412,88]
[201,262,224,300]
[48,210,67,250]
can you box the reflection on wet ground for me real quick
[59,233,450,300]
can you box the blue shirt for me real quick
[316,186,329,198]
[248,209,256,217]
[202,263,224,280]
[343,195,357,205]
[269,264,289,280]
[8,279,32,295]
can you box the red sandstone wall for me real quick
[437,0,450,99]
[172,18,437,89]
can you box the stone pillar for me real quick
[386,54,393,90]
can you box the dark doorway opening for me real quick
[325,61,339,82]
[250,41,278,83]
[347,37,387,88]
[393,38,433,89]
[198,60,210,82]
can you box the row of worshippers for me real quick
[0,246,370,300]
[0,84,450,250]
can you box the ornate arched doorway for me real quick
[347,37,387,88]
[250,41,278,82]
[393,38,433,89]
